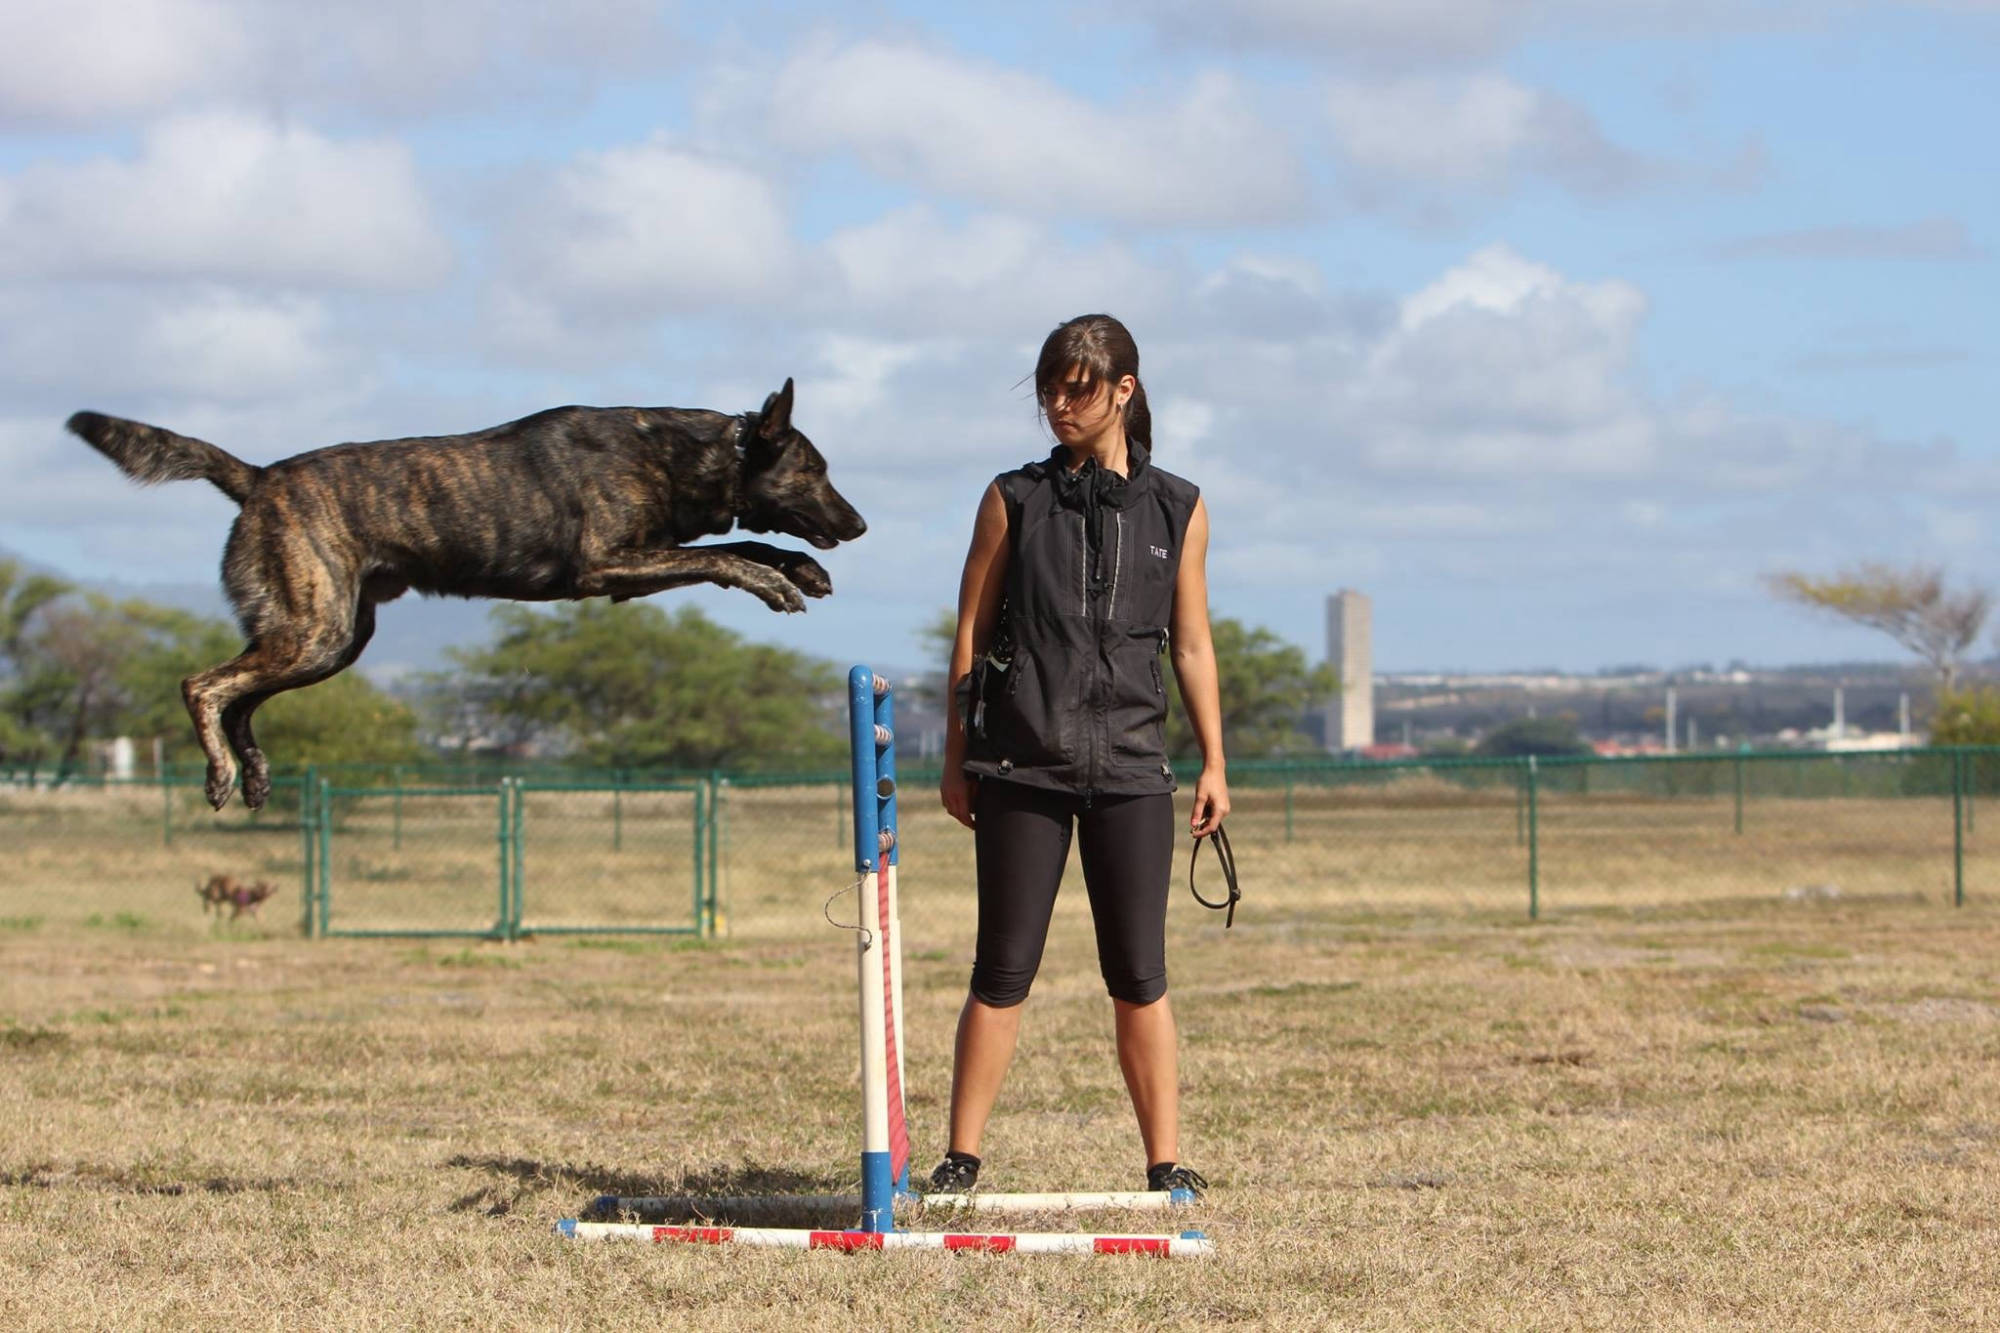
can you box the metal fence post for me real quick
[613,778,624,853]
[299,767,318,938]
[1967,753,1977,835]
[1526,755,1540,920]
[511,779,525,940]
[1733,754,1745,836]
[316,777,332,937]
[716,775,730,937]
[692,780,708,935]
[1954,749,1966,909]
[495,780,512,939]
[161,772,173,847]
[392,765,404,851]
[1515,765,1527,847]
[708,772,723,935]
[1284,767,1295,843]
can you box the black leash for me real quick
[1189,824,1239,928]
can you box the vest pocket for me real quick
[983,650,1072,768]
[1109,640,1170,765]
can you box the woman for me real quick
[934,313,1229,1197]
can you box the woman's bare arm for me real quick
[1169,497,1230,835]
[941,482,1010,828]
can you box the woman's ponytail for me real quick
[1124,376,1152,451]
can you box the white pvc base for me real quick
[560,1219,1214,1257]
[586,1188,1191,1221]
[916,1189,1192,1213]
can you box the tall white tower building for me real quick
[1325,590,1373,752]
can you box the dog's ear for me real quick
[757,378,795,441]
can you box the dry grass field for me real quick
[3,781,1998,1328]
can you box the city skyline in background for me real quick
[3,2,1995,676]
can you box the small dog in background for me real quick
[197,874,277,920]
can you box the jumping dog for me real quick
[70,380,866,811]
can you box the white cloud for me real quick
[764,37,1308,227]
[1326,74,1651,200]
[0,0,672,125]
[1707,217,1984,261]
[1135,0,1538,63]
[1129,0,1800,67]
[494,136,796,326]
[0,0,248,123]
[821,206,1176,335]
[0,112,449,288]
[132,291,344,400]
[0,287,351,402]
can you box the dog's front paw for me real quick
[780,554,832,598]
[747,570,808,614]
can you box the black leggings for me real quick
[969,780,1175,1007]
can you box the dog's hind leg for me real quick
[221,601,378,810]
[186,601,366,811]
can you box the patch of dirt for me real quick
[1874,998,2000,1025]
[1549,944,1728,969]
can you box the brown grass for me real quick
[2,784,1998,1328]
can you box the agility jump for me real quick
[559,667,1212,1257]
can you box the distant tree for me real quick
[255,671,426,768]
[1930,687,2000,746]
[15,596,158,774]
[1,572,424,773]
[1475,717,1593,759]
[1766,564,1990,691]
[0,560,69,660]
[445,601,844,770]
[0,560,73,763]
[919,608,957,666]
[904,607,960,715]
[1166,617,1338,759]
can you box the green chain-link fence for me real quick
[3,749,1992,941]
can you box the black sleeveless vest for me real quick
[961,443,1200,797]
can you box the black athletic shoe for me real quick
[1146,1161,1209,1197]
[928,1151,981,1193]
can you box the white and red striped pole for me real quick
[559,1220,1215,1257]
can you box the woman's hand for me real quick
[942,767,979,829]
[1190,767,1230,837]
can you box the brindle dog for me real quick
[68,380,865,811]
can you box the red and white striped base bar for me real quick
[559,1220,1214,1257]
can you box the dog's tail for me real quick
[66,411,263,504]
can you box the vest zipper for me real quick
[1107,512,1125,620]
[1077,513,1088,617]
[1080,511,1102,795]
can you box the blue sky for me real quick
[1,0,1994,675]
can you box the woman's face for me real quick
[1042,365,1133,447]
